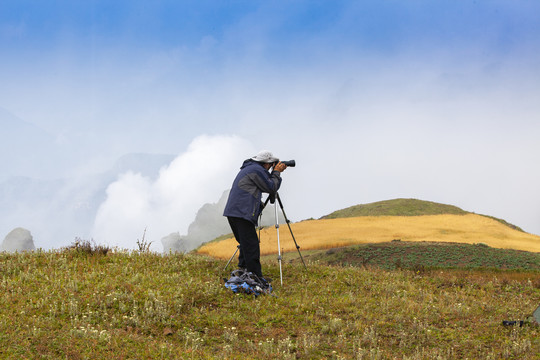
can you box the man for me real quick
[223,150,287,282]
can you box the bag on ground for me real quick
[224,269,272,296]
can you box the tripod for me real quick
[224,191,307,285]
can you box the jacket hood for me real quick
[240,159,260,169]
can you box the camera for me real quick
[281,160,296,167]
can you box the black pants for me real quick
[227,216,262,278]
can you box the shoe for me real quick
[260,277,272,289]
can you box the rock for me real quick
[161,189,286,253]
[2,227,35,252]
[161,232,186,253]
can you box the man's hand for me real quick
[273,162,287,172]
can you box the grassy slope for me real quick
[321,198,469,218]
[197,199,540,259]
[1,249,539,359]
[322,198,524,231]
[305,241,540,271]
[198,214,540,259]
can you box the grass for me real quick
[321,198,469,219]
[3,199,540,358]
[197,214,540,259]
[303,241,540,271]
[197,199,539,259]
[320,198,524,232]
[1,247,539,359]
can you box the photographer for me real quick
[223,150,287,283]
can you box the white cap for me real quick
[251,150,279,163]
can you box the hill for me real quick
[321,198,524,231]
[321,198,468,218]
[0,248,539,359]
[197,199,540,259]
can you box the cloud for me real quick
[1,1,540,242]
[91,134,254,250]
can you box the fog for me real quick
[1,2,539,251]
[92,135,253,250]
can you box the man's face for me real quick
[262,163,273,171]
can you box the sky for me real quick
[1,1,540,250]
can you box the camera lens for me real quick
[282,160,295,167]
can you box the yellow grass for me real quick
[197,214,540,259]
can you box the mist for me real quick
[2,53,539,250]
[92,135,254,251]
[1,1,539,248]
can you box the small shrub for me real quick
[68,238,110,255]
[411,263,428,275]
[137,228,153,253]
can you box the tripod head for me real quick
[262,192,277,208]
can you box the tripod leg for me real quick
[224,245,240,271]
[276,193,308,270]
[275,201,283,285]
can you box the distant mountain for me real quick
[163,190,286,253]
[0,107,57,181]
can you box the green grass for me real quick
[1,247,539,359]
[321,198,469,219]
[305,241,540,271]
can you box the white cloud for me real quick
[91,134,253,250]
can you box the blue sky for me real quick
[1,1,540,248]
[3,2,538,51]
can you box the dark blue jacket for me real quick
[223,159,282,225]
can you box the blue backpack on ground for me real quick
[224,269,272,296]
